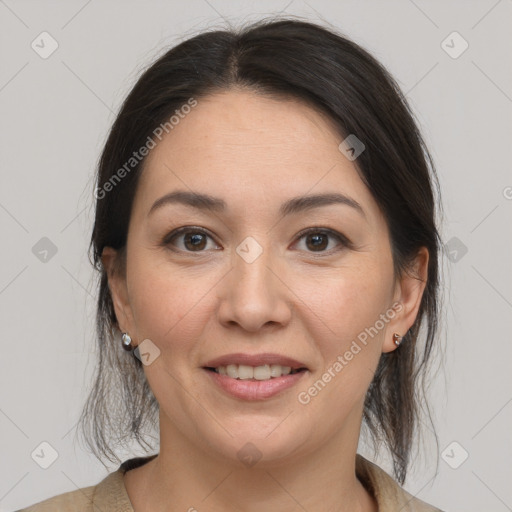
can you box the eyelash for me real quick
[162,226,352,255]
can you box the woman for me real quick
[19,17,444,512]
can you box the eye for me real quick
[293,228,350,253]
[163,227,221,252]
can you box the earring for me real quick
[121,332,134,351]
[393,333,403,346]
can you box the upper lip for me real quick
[203,353,308,370]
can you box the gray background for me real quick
[1,1,511,511]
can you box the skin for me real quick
[102,89,428,512]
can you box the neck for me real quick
[124,406,377,512]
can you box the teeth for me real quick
[214,364,296,380]
[238,365,254,380]
[226,364,238,378]
[254,365,271,380]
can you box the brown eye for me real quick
[305,233,329,251]
[164,227,220,253]
[294,228,349,253]
[183,232,207,251]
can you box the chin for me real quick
[197,416,314,468]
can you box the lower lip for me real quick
[204,369,307,400]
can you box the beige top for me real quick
[17,453,443,511]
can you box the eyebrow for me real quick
[148,190,366,218]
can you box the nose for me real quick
[216,243,292,333]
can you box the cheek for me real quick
[292,256,394,410]
[293,268,392,424]
[294,259,394,350]
[127,254,219,354]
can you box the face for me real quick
[103,89,427,466]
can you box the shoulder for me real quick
[15,469,131,512]
[356,454,444,512]
[16,455,157,512]
[15,482,96,512]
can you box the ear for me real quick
[382,246,429,353]
[101,246,136,338]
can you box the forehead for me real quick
[134,89,380,220]
[146,89,342,162]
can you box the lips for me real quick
[203,352,308,370]
[202,353,309,400]
[204,366,307,400]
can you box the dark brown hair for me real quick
[78,16,443,485]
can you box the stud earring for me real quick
[393,333,403,346]
[121,332,134,351]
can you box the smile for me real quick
[204,365,309,401]
[207,364,306,380]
